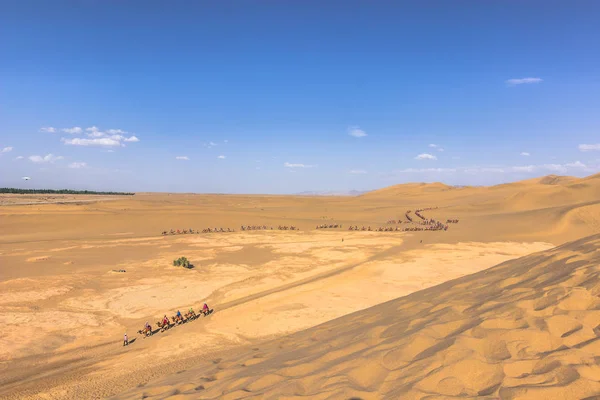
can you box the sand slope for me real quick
[118,234,600,400]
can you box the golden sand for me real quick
[1,174,600,399]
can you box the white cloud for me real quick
[349,169,367,174]
[28,154,64,163]
[1,146,13,153]
[176,156,189,160]
[15,156,24,160]
[62,126,83,134]
[40,127,56,133]
[415,153,437,160]
[579,144,600,152]
[394,167,457,174]
[86,126,100,133]
[520,152,530,156]
[123,136,139,142]
[68,162,87,169]
[284,162,313,168]
[565,161,586,168]
[62,137,123,147]
[506,77,543,86]
[106,129,127,135]
[427,144,444,152]
[217,155,226,159]
[511,165,536,173]
[348,126,367,138]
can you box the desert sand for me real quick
[2,174,600,399]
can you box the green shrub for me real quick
[173,256,192,268]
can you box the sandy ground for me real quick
[1,174,600,399]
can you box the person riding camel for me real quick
[124,333,129,346]
[145,321,151,331]
[162,314,169,326]
[202,303,210,315]
[176,310,183,321]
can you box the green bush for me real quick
[173,256,192,268]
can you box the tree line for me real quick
[0,188,135,195]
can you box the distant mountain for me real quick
[295,190,367,196]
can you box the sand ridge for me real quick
[117,234,600,400]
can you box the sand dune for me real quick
[3,173,600,399]
[117,233,600,400]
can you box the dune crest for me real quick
[118,234,600,399]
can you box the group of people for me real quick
[126,303,213,345]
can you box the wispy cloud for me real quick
[204,141,218,148]
[62,126,83,134]
[284,162,314,168]
[384,161,591,178]
[60,127,140,147]
[579,144,600,152]
[106,129,127,135]
[520,152,530,156]
[15,156,24,160]
[175,156,189,160]
[29,154,64,163]
[68,162,87,169]
[62,137,123,147]
[218,155,226,159]
[348,126,367,138]
[415,153,437,160]
[349,169,367,174]
[40,127,56,133]
[506,77,543,86]
[1,146,13,153]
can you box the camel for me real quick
[157,320,171,332]
[200,307,213,317]
[185,310,197,320]
[137,325,153,337]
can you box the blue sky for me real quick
[1,1,600,194]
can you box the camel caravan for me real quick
[352,207,452,233]
[160,224,300,236]
[349,225,401,231]
[241,225,299,231]
[161,228,235,235]
[316,223,342,229]
[136,303,214,339]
